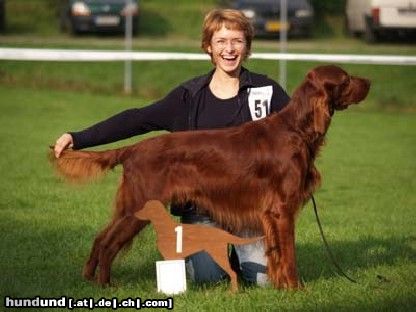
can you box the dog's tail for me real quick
[49,146,129,183]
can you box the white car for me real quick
[345,0,416,42]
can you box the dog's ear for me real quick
[313,97,329,135]
[306,69,317,82]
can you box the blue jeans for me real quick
[182,216,268,286]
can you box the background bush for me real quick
[310,0,346,16]
[4,0,347,37]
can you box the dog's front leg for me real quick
[276,210,300,289]
[262,206,300,289]
[262,209,285,288]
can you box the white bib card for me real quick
[248,86,273,121]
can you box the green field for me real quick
[1,0,416,311]
[1,60,415,112]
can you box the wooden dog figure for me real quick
[135,200,262,292]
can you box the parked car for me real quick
[345,0,416,42]
[227,0,314,37]
[0,0,5,32]
[59,0,139,35]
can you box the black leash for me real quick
[311,195,357,283]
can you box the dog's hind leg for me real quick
[83,176,138,282]
[83,223,115,280]
[97,216,148,286]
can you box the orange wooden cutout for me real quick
[135,200,263,292]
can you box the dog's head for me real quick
[303,65,371,135]
[307,65,371,112]
[135,200,165,221]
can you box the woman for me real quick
[54,9,290,286]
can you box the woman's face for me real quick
[207,25,247,76]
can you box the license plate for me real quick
[95,16,120,26]
[265,20,289,32]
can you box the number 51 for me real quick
[254,99,269,118]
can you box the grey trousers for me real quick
[183,218,268,286]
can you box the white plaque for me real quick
[156,260,187,295]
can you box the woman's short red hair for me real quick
[201,9,254,58]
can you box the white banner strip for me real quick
[0,48,415,65]
[0,48,209,61]
[251,52,416,65]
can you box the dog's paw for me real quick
[82,265,96,281]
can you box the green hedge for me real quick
[310,0,346,16]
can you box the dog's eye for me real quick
[341,76,351,87]
[332,76,350,98]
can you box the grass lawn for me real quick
[1,60,415,112]
[1,0,415,310]
[0,85,415,311]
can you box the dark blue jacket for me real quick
[70,67,290,149]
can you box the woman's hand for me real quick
[54,133,74,158]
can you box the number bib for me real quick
[248,86,273,121]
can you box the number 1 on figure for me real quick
[175,225,183,253]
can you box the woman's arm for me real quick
[54,86,189,157]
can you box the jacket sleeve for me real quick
[270,80,291,113]
[70,86,189,149]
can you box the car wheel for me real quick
[132,22,139,36]
[344,16,358,37]
[364,16,378,43]
[0,1,5,31]
[69,22,80,36]
[66,19,82,36]
[60,17,68,33]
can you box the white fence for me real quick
[1,48,416,65]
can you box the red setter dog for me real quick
[51,65,370,289]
